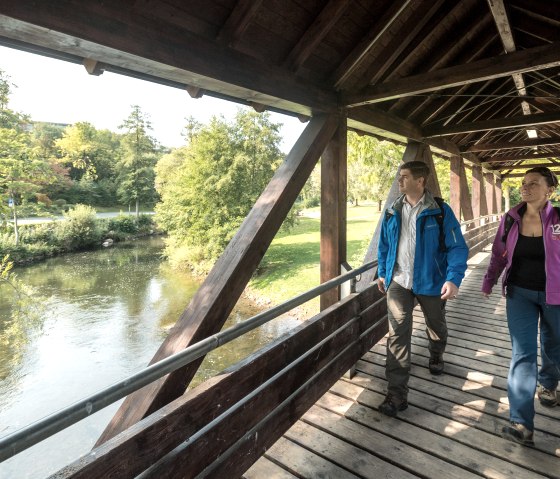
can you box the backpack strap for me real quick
[433,197,447,253]
[500,205,559,243]
[501,213,515,243]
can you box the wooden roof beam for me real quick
[503,170,560,178]
[483,149,560,163]
[330,0,413,89]
[462,137,560,152]
[343,41,560,107]
[424,112,560,137]
[487,0,532,121]
[346,107,478,161]
[490,161,560,171]
[360,0,448,89]
[0,6,337,115]
[283,0,349,73]
[216,0,263,47]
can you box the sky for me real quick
[0,45,307,152]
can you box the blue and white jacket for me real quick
[377,191,469,296]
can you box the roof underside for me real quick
[1,0,560,176]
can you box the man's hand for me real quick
[482,291,491,299]
[440,281,458,300]
[378,277,386,294]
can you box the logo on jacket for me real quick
[551,224,560,237]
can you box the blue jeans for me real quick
[506,285,560,430]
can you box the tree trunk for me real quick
[378,199,382,211]
[135,198,140,219]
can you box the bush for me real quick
[107,215,138,234]
[55,204,101,250]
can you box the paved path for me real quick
[10,211,155,225]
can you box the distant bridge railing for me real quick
[0,215,501,478]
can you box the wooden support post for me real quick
[495,176,503,213]
[504,183,511,211]
[472,165,486,221]
[96,114,339,446]
[449,155,461,219]
[320,115,347,310]
[459,164,474,224]
[485,172,497,214]
[420,144,442,197]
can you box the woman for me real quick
[482,166,560,446]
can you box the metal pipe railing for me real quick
[0,260,376,462]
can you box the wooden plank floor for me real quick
[244,251,560,479]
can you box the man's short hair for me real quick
[400,161,430,185]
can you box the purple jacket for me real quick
[482,201,560,305]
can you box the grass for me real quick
[247,203,382,316]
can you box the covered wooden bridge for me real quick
[0,1,559,477]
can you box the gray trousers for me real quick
[386,281,448,400]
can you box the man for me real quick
[377,160,468,417]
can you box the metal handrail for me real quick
[0,260,376,462]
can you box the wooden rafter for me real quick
[487,0,532,120]
[283,0,349,73]
[359,0,448,89]
[330,0,413,89]
[463,137,560,152]
[216,0,263,47]
[343,41,560,107]
[484,150,560,163]
[490,161,560,171]
[503,170,560,178]
[0,5,337,115]
[424,112,560,137]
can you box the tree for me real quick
[0,69,29,131]
[56,122,106,180]
[347,132,403,209]
[117,105,159,217]
[0,128,51,244]
[155,110,286,270]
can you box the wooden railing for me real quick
[53,283,387,478]
[2,215,502,479]
[462,214,501,256]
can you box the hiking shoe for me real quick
[537,383,558,407]
[379,394,408,417]
[429,353,444,375]
[501,422,534,446]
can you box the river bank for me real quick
[0,237,302,478]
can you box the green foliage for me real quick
[55,204,101,250]
[347,132,403,207]
[117,105,160,215]
[0,254,48,376]
[156,110,286,270]
[107,214,138,234]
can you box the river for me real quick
[0,237,301,478]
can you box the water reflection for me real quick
[0,237,300,478]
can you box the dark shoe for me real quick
[537,383,558,407]
[429,353,444,375]
[501,422,534,446]
[379,394,408,417]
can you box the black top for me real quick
[507,234,546,291]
